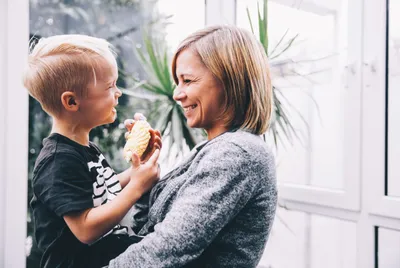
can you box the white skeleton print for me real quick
[88,154,133,236]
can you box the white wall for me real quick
[0,0,29,267]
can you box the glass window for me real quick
[259,208,357,268]
[157,0,205,51]
[377,227,400,267]
[237,0,352,190]
[387,0,400,197]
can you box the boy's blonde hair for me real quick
[23,34,117,116]
[171,25,272,135]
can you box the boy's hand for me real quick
[124,113,162,163]
[128,148,160,194]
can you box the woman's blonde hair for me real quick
[23,34,117,116]
[171,25,272,135]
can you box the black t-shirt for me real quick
[30,133,140,268]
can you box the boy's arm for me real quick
[64,149,160,244]
[117,167,132,188]
[64,181,142,244]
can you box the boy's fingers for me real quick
[133,113,146,121]
[130,152,140,169]
[124,119,135,131]
[147,149,160,165]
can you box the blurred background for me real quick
[1,0,400,267]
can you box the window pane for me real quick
[387,0,400,197]
[237,0,352,190]
[378,227,400,267]
[259,208,357,268]
[157,0,205,51]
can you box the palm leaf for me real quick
[269,29,289,58]
[246,7,255,34]
[270,34,299,60]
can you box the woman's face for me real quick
[173,49,228,140]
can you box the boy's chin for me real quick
[99,115,117,126]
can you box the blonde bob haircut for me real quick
[23,34,117,116]
[171,25,272,135]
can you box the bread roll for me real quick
[123,120,151,162]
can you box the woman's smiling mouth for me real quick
[183,105,197,113]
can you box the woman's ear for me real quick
[61,91,80,112]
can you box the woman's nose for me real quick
[173,87,186,101]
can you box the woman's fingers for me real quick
[154,130,161,139]
[153,135,162,149]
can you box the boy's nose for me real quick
[173,87,186,101]
[115,87,122,97]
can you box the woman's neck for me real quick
[51,119,90,146]
[206,125,230,140]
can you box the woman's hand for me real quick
[124,113,162,163]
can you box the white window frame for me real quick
[273,0,362,212]
[0,0,29,267]
[364,0,400,220]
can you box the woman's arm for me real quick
[109,142,276,267]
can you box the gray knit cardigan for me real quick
[109,130,277,268]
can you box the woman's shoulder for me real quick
[204,130,274,165]
[210,130,271,152]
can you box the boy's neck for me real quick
[51,119,90,147]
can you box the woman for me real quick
[109,25,277,268]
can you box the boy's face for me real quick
[78,58,121,129]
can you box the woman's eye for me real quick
[183,79,192,84]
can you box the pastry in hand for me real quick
[123,120,151,162]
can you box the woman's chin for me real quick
[187,120,197,128]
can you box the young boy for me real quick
[23,34,161,268]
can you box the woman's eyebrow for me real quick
[180,73,193,77]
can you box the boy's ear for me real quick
[61,91,80,112]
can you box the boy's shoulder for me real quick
[37,132,83,157]
[33,133,93,175]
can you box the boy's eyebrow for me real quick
[106,77,118,84]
